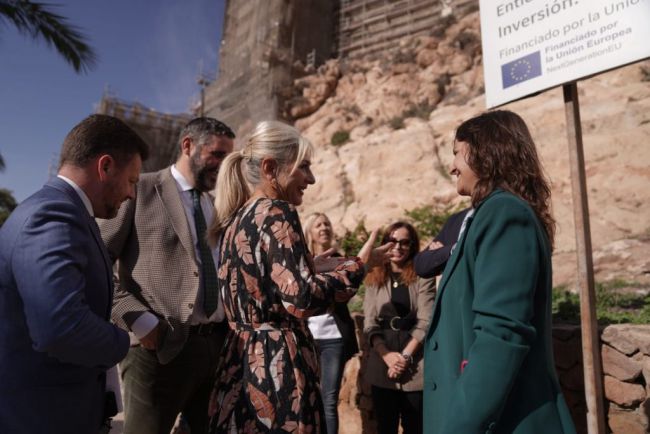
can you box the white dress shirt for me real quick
[57,175,122,412]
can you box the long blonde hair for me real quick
[209,120,313,244]
[303,212,337,255]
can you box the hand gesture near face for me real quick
[358,228,393,270]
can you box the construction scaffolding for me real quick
[202,0,479,136]
[97,95,191,172]
[335,0,477,59]
[203,0,336,136]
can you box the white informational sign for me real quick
[479,0,650,107]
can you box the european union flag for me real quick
[501,51,542,89]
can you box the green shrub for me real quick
[330,130,350,146]
[551,280,650,324]
[404,203,464,242]
[403,101,435,120]
[339,219,371,257]
[348,285,365,313]
[0,188,17,228]
[551,285,580,324]
[389,116,405,130]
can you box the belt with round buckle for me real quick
[389,316,402,331]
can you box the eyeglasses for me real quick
[387,238,411,248]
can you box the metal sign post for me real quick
[562,82,607,434]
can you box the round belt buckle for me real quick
[389,317,401,331]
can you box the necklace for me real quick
[390,271,402,288]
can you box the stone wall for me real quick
[339,316,650,434]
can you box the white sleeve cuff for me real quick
[130,312,159,339]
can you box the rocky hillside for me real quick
[286,11,650,287]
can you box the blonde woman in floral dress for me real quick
[207,121,387,433]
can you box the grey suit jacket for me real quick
[98,167,206,364]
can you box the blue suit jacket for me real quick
[414,208,470,278]
[0,177,129,434]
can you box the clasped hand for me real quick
[383,351,408,379]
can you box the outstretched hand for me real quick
[313,248,348,273]
[358,228,393,270]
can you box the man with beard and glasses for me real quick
[98,117,235,434]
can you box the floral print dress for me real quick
[208,198,364,434]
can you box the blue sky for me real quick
[0,1,225,202]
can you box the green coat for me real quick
[423,190,576,434]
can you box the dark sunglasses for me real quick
[387,238,411,248]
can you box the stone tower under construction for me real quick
[204,0,477,137]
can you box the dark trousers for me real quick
[120,327,228,434]
[371,385,423,434]
[315,338,345,434]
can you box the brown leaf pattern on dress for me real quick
[269,346,285,392]
[271,263,300,297]
[238,230,255,265]
[249,340,266,382]
[248,384,274,429]
[270,219,295,249]
[209,199,365,434]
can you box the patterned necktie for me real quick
[190,189,219,317]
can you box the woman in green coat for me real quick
[423,110,577,434]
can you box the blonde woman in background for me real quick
[303,213,359,434]
[207,121,389,433]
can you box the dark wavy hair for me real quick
[455,110,555,249]
[364,221,420,287]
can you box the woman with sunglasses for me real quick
[362,222,436,434]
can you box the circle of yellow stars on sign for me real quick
[510,59,532,82]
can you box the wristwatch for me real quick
[401,352,413,364]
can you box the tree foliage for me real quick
[0,0,96,73]
[0,188,17,227]
[404,203,466,242]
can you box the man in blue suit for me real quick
[0,114,149,433]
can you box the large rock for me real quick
[287,8,650,290]
[602,344,642,381]
[604,375,646,407]
[639,355,650,395]
[608,403,650,434]
[338,357,363,434]
[603,325,650,356]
